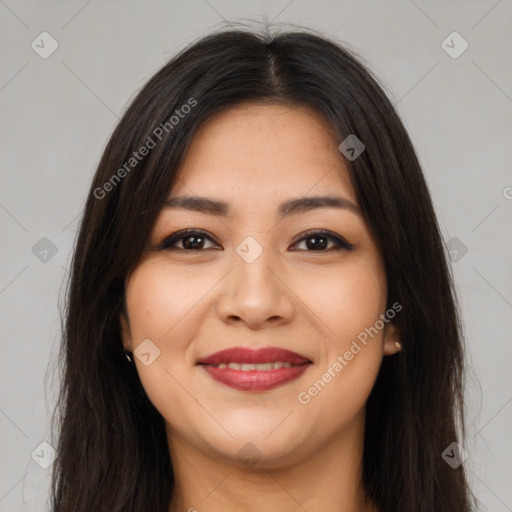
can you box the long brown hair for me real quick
[50,24,476,511]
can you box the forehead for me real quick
[172,102,356,203]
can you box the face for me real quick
[120,102,400,469]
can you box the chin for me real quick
[214,436,308,471]
[198,415,311,468]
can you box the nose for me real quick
[216,246,295,330]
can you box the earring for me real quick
[395,341,402,352]
[124,349,133,363]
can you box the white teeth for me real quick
[215,362,293,371]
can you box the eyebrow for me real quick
[162,195,361,218]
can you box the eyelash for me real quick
[158,228,355,253]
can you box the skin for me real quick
[120,102,401,512]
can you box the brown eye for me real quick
[158,229,354,252]
[291,230,355,252]
[159,230,220,251]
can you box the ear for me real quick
[382,320,401,356]
[119,311,132,352]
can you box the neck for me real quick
[167,414,378,512]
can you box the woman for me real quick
[50,25,476,511]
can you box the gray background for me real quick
[1,1,511,510]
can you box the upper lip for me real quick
[197,347,311,365]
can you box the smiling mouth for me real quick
[197,347,312,391]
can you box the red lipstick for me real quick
[197,347,311,391]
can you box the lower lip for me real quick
[201,364,310,391]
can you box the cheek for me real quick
[125,261,216,347]
[294,256,387,346]
[123,263,194,400]
[292,258,386,418]
[125,252,387,432]
[126,252,387,367]
[124,262,209,429]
